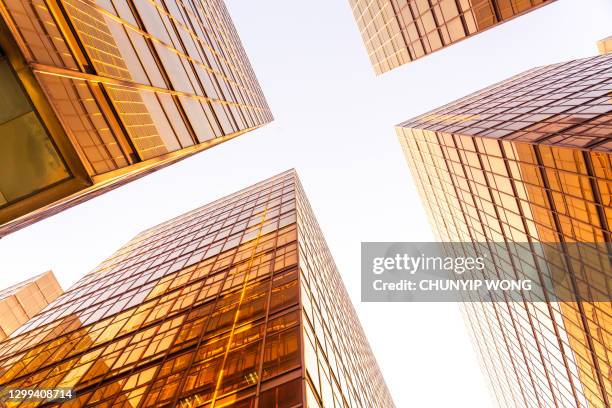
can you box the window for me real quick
[0,57,69,206]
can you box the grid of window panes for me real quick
[295,181,394,408]
[1,0,272,175]
[598,36,612,55]
[396,56,611,407]
[0,272,63,341]
[0,171,393,407]
[0,54,70,207]
[0,171,299,407]
[400,54,612,149]
[348,0,554,74]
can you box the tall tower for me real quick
[396,53,611,407]
[0,0,272,236]
[597,36,612,55]
[0,271,63,341]
[347,0,555,74]
[0,170,393,408]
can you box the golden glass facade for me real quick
[0,170,392,407]
[598,36,612,55]
[348,0,555,74]
[397,53,611,407]
[0,271,63,341]
[0,0,272,236]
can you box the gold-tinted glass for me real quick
[0,271,63,341]
[0,0,273,236]
[397,53,612,408]
[296,181,394,408]
[400,54,612,150]
[0,171,393,407]
[597,36,612,55]
[0,0,272,175]
[348,0,555,74]
[0,58,69,205]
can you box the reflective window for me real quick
[348,0,554,74]
[396,53,612,407]
[0,57,69,205]
[0,171,393,407]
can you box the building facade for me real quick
[348,0,555,74]
[396,53,611,407]
[597,36,612,55]
[0,271,63,341]
[0,170,393,407]
[0,0,272,236]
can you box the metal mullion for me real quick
[426,0,446,47]
[104,0,184,149]
[31,63,263,111]
[532,145,611,407]
[152,251,246,406]
[407,1,430,58]
[486,138,565,407]
[122,0,199,147]
[453,0,470,36]
[252,230,284,407]
[167,198,270,407]
[445,132,535,406]
[81,0,257,99]
[490,0,503,23]
[172,0,227,135]
[208,208,269,407]
[45,0,139,166]
[390,1,416,60]
[146,0,252,89]
[160,0,229,140]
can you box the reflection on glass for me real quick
[0,171,393,407]
[397,53,612,408]
[0,59,69,205]
[348,0,554,74]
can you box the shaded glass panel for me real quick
[396,54,612,407]
[348,0,556,74]
[0,59,69,205]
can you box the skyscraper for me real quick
[0,170,393,408]
[348,0,555,74]
[0,0,272,237]
[0,271,63,341]
[396,53,611,407]
[597,36,612,55]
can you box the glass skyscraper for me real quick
[348,0,555,74]
[598,36,612,55]
[397,53,611,407]
[0,271,63,341]
[0,170,393,407]
[0,0,272,236]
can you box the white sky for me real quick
[1,0,611,406]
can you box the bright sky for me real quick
[1,0,611,406]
